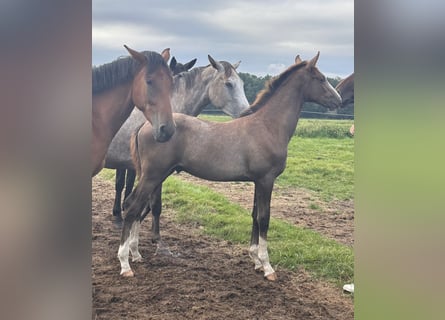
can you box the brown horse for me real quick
[335,72,354,106]
[92,46,175,176]
[335,73,354,135]
[118,52,342,281]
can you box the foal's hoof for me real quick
[121,270,134,277]
[265,272,277,281]
[112,216,123,229]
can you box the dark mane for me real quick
[240,61,308,117]
[92,51,169,94]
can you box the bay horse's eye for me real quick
[146,79,153,86]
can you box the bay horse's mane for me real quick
[240,61,308,117]
[173,61,234,91]
[92,51,169,94]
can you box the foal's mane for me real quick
[92,51,169,94]
[240,61,307,117]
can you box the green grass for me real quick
[162,176,353,285]
[278,137,354,201]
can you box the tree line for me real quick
[204,72,354,119]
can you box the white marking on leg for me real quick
[258,236,275,277]
[118,238,132,275]
[249,244,263,270]
[129,221,142,262]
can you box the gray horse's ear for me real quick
[184,58,197,71]
[295,55,302,64]
[124,45,146,64]
[208,55,224,72]
[169,56,177,69]
[308,51,320,68]
[232,61,241,69]
[161,48,171,62]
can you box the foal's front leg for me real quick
[250,180,277,281]
[150,184,173,255]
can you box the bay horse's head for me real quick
[207,55,250,118]
[124,45,175,142]
[335,73,354,107]
[169,56,197,75]
[296,52,342,110]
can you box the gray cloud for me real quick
[93,0,353,77]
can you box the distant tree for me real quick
[204,73,353,119]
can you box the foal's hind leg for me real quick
[118,176,158,277]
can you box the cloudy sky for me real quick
[92,0,353,78]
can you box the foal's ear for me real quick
[232,61,241,69]
[295,55,302,64]
[161,48,171,62]
[208,55,224,72]
[124,45,147,65]
[184,58,197,71]
[308,51,320,68]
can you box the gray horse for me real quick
[105,55,250,223]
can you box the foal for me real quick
[119,52,342,280]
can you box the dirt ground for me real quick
[92,175,354,319]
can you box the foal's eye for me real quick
[146,79,153,86]
[225,82,233,89]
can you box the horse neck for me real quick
[92,82,134,142]
[255,74,306,142]
[171,66,215,116]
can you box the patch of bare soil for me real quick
[93,176,353,319]
[176,173,354,247]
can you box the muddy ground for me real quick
[92,175,353,319]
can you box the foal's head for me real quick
[296,52,342,110]
[125,45,175,142]
[207,55,250,117]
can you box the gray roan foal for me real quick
[118,52,342,281]
[105,55,250,223]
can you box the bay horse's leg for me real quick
[253,179,277,281]
[249,188,263,272]
[112,169,126,222]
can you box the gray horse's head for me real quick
[207,55,250,118]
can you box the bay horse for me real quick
[105,56,250,222]
[335,72,354,106]
[335,73,354,135]
[92,45,175,176]
[118,52,342,281]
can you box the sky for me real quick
[92,0,354,78]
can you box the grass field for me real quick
[99,116,354,286]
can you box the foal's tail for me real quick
[130,123,145,178]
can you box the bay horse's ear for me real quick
[169,56,177,69]
[308,51,320,68]
[208,55,224,72]
[295,55,302,65]
[124,45,146,65]
[232,61,241,69]
[184,58,197,70]
[161,48,170,62]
